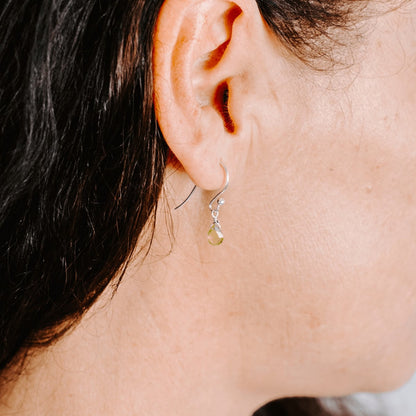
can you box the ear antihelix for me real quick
[199,4,242,70]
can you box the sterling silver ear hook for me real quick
[174,161,229,246]
[174,185,197,210]
[207,161,229,245]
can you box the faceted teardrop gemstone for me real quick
[208,223,224,246]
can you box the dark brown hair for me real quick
[0,0,370,414]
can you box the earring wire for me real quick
[174,184,197,210]
[208,161,229,212]
[174,161,229,210]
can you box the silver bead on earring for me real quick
[207,161,229,246]
[174,161,229,246]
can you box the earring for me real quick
[174,161,229,246]
[207,161,229,246]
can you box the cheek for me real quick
[289,191,416,394]
[239,120,416,396]
[285,133,416,390]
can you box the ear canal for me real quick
[215,81,235,133]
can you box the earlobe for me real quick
[153,0,254,190]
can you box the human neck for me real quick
[0,229,268,416]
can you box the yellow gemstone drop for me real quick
[208,223,224,246]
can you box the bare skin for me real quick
[1,0,416,415]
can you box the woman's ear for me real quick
[153,0,262,190]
